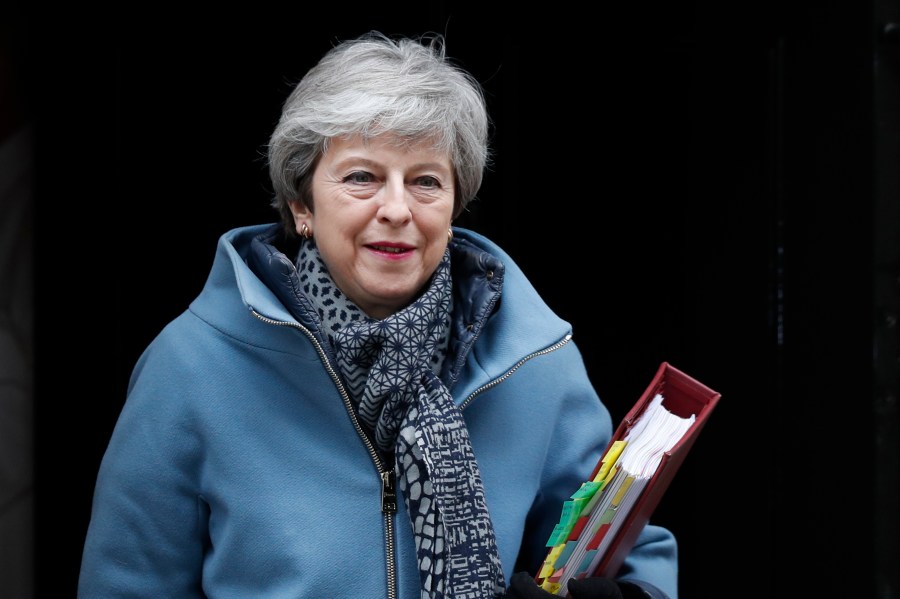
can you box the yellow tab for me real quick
[541,581,561,594]
[593,440,627,482]
[548,543,565,561]
[538,562,555,578]
[542,542,565,570]
[611,474,636,506]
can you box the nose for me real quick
[376,179,412,225]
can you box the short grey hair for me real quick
[267,31,491,236]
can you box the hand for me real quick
[505,572,560,598]
[505,572,624,599]
[567,576,624,599]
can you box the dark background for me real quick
[13,0,900,597]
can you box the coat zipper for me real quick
[255,311,572,598]
[252,312,398,599]
[458,333,572,410]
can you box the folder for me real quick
[535,362,721,593]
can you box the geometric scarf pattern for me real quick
[297,241,506,599]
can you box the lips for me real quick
[370,245,409,254]
[367,242,414,255]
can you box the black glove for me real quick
[570,577,666,599]
[505,572,555,598]
[505,571,624,599]
[567,576,625,599]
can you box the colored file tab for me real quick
[540,580,561,594]
[545,483,602,546]
[541,543,565,573]
[611,474,636,506]
[576,549,598,577]
[593,440,626,483]
[566,516,589,542]
[580,480,609,516]
[572,480,603,500]
[586,522,612,551]
[555,540,579,566]
[538,566,566,595]
[545,523,568,548]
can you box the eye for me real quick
[414,175,441,189]
[343,171,374,184]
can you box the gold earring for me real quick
[447,228,453,242]
[300,223,312,239]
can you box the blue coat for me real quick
[78,224,678,598]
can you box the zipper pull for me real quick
[381,469,397,513]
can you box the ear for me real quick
[288,201,311,236]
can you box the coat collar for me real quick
[244,224,505,390]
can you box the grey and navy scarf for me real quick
[297,240,506,599]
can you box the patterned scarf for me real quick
[297,241,506,599]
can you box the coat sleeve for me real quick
[78,336,207,598]
[516,340,679,599]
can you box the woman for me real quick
[78,31,677,599]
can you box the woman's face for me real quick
[292,133,455,319]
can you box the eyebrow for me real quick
[333,157,452,175]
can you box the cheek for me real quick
[425,203,454,230]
